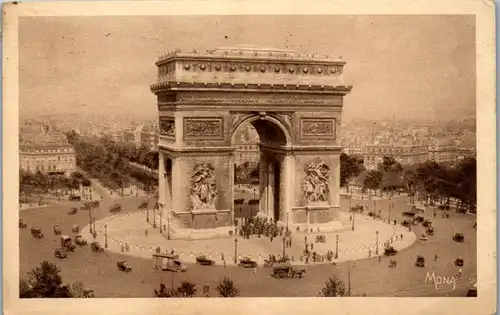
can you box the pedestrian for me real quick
[121,244,125,253]
[368,249,372,258]
[253,266,257,276]
[434,254,438,261]
[223,259,227,268]
[394,219,397,225]
[125,243,130,252]
[145,229,148,237]
[457,267,462,277]
[311,243,314,250]
[400,234,403,240]
[395,235,398,241]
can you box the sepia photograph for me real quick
[3,1,496,315]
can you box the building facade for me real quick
[20,132,77,176]
[364,144,428,169]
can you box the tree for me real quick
[363,170,382,193]
[216,277,240,297]
[20,261,74,298]
[340,153,365,188]
[319,276,347,297]
[176,281,197,297]
[154,283,178,297]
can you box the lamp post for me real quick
[335,234,339,259]
[167,210,171,240]
[234,238,238,264]
[147,207,150,223]
[92,217,96,235]
[348,261,352,296]
[352,212,355,231]
[252,188,256,217]
[388,204,393,224]
[286,212,289,232]
[153,207,156,229]
[282,237,286,258]
[160,209,163,233]
[375,230,379,255]
[89,207,93,234]
[104,224,108,248]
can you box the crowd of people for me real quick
[238,216,287,241]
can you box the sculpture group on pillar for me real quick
[303,161,330,204]
[190,163,218,210]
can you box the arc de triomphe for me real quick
[150,45,352,239]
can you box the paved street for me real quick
[19,191,476,298]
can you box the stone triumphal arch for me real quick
[150,45,352,238]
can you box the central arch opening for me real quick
[232,115,289,226]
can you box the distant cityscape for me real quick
[19,114,476,176]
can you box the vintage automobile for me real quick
[238,257,258,268]
[53,225,62,235]
[422,220,432,228]
[426,227,434,235]
[91,241,105,252]
[117,260,132,272]
[419,234,428,241]
[72,225,80,233]
[75,234,88,246]
[272,263,306,279]
[388,260,397,268]
[68,207,78,215]
[401,220,410,227]
[196,255,215,266]
[402,211,416,217]
[69,195,81,201]
[31,227,44,239]
[109,204,122,213]
[138,200,149,209]
[19,219,27,229]
[415,255,425,267]
[350,205,364,213]
[384,246,398,256]
[414,216,425,223]
[54,248,68,259]
[61,235,76,252]
[315,235,326,243]
[455,257,464,267]
[453,233,465,243]
[466,282,477,297]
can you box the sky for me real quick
[19,15,476,121]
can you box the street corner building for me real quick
[149,45,353,239]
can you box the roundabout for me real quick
[85,209,416,265]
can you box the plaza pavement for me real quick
[84,210,416,266]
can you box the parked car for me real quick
[272,263,305,279]
[415,255,425,267]
[110,204,122,212]
[196,255,215,266]
[117,261,132,272]
[61,235,76,252]
[453,233,465,243]
[422,220,432,227]
[19,219,27,228]
[419,234,428,241]
[426,227,434,235]
[69,196,81,201]
[31,227,44,239]
[455,257,464,267]
[75,234,88,246]
[72,225,80,233]
[68,207,78,215]
[53,225,62,235]
[91,241,104,252]
[54,248,68,259]
[384,246,398,256]
[238,257,257,268]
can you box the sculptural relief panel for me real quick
[302,161,331,204]
[159,118,175,138]
[183,117,224,140]
[190,163,218,211]
[300,118,336,139]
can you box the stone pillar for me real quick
[280,154,295,225]
[267,162,275,220]
[259,151,268,217]
[158,152,166,216]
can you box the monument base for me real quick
[289,204,343,233]
[167,209,234,239]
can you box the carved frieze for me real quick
[183,118,223,140]
[303,161,331,204]
[300,118,336,138]
[158,94,177,103]
[178,94,342,106]
[190,163,218,210]
[159,118,175,138]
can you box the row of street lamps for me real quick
[146,206,171,240]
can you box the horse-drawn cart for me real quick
[272,263,305,279]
